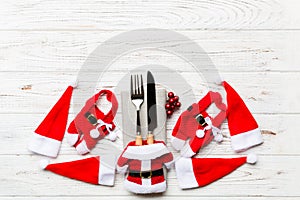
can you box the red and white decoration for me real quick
[223,81,263,152]
[40,155,116,186]
[171,91,227,157]
[66,89,121,155]
[28,84,120,157]
[171,81,263,157]
[175,154,257,189]
[117,140,173,194]
[28,80,263,192]
[28,84,76,157]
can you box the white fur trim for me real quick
[105,128,120,141]
[66,132,79,146]
[98,155,116,186]
[28,133,61,157]
[141,160,151,171]
[214,133,223,143]
[171,136,185,151]
[116,165,128,174]
[247,153,257,164]
[231,128,263,152]
[180,143,196,158]
[124,179,167,194]
[175,157,199,189]
[75,141,90,155]
[39,159,50,170]
[123,143,170,160]
[164,160,174,169]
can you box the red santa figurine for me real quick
[117,140,174,194]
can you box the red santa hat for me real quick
[28,82,77,157]
[175,154,257,189]
[223,81,263,152]
[40,155,116,186]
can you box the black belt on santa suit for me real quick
[128,169,164,179]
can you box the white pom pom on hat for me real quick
[246,153,257,164]
[70,79,78,88]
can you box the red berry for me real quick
[165,103,171,110]
[167,110,173,116]
[169,98,175,104]
[168,92,174,98]
[174,96,179,102]
[171,105,175,110]
[175,102,181,108]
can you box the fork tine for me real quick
[135,74,139,95]
[137,74,140,94]
[130,75,133,95]
[133,75,136,95]
[140,75,144,95]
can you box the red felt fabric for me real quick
[223,81,259,136]
[192,156,247,187]
[35,86,73,141]
[117,140,173,186]
[171,91,226,154]
[45,156,100,185]
[67,90,118,152]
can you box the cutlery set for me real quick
[130,71,157,145]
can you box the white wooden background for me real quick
[1,0,300,199]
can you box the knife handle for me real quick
[135,135,142,146]
[147,133,154,144]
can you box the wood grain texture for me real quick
[0,0,297,30]
[0,31,299,72]
[0,71,299,114]
[0,155,299,197]
[0,0,299,198]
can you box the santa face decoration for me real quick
[117,140,173,194]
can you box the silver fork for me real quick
[130,74,144,145]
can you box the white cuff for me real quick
[75,141,90,155]
[116,164,128,174]
[99,155,116,186]
[28,133,61,158]
[105,128,120,141]
[180,143,196,158]
[175,157,199,189]
[231,128,263,152]
[171,136,186,151]
[66,132,79,146]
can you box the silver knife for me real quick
[147,71,157,144]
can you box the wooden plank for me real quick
[0,71,299,114]
[1,197,299,200]
[0,31,299,72]
[0,113,296,155]
[0,0,298,30]
[0,155,298,197]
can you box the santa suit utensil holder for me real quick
[117,140,174,194]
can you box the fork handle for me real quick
[136,110,141,133]
[135,110,142,146]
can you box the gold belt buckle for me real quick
[195,114,207,127]
[140,171,152,179]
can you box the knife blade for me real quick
[147,71,157,144]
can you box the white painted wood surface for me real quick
[0,0,300,199]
